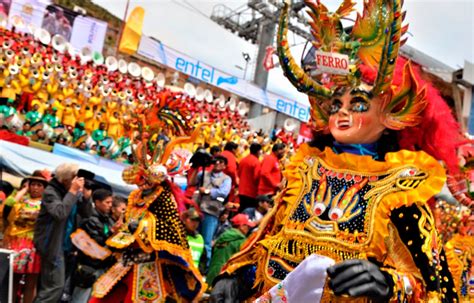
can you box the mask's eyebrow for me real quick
[350,88,373,100]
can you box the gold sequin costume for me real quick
[222,144,458,301]
[91,126,207,302]
[444,233,474,302]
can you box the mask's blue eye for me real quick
[351,100,369,112]
[329,100,341,115]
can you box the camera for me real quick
[189,148,213,168]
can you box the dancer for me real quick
[211,0,460,301]
[90,120,206,302]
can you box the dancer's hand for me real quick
[327,259,392,302]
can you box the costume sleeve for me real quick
[386,203,458,302]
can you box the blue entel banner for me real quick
[137,35,310,122]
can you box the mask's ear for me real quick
[381,61,427,130]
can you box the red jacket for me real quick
[238,154,261,198]
[220,150,238,186]
[258,153,282,196]
[221,150,238,202]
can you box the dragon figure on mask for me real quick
[210,0,464,302]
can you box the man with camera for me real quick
[33,164,93,303]
[189,155,231,269]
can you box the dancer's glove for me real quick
[327,259,392,302]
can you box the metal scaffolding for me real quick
[210,0,311,120]
[210,0,311,44]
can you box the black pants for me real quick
[0,251,11,303]
[34,254,65,303]
[238,195,256,212]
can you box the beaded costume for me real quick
[216,0,461,301]
[3,194,42,274]
[90,122,205,302]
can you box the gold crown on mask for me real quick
[278,0,427,131]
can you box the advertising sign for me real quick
[314,50,350,75]
[137,36,311,122]
[69,15,108,53]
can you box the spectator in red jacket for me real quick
[257,143,286,196]
[238,143,262,212]
[220,142,239,202]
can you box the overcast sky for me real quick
[93,0,474,103]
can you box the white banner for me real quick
[70,16,108,53]
[137,36,311,122]
[7,0,50,32]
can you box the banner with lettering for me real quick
[69,15,107,53]
[137,36,311,122]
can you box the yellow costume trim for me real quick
[222,143,446,297]
[132,261,167,303]
[92,262,133,298]
[445,233,474,301]
[106,187,163,250]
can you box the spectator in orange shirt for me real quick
[238,143,262,212]
[220,142,239,202]
[257,143,286,196]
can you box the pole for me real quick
[115,0,131,56]
[248,20,276,119]
[0,248,16,303]
[243,60,249,81]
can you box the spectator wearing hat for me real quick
[206,214,256,286]
[241,195,272,226]
[181,208,205,271]
[238,143,262,212]
[257,143,286,196]
[3,170,49,303]
[33,163,86,303]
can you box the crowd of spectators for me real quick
[0,135,287,301]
